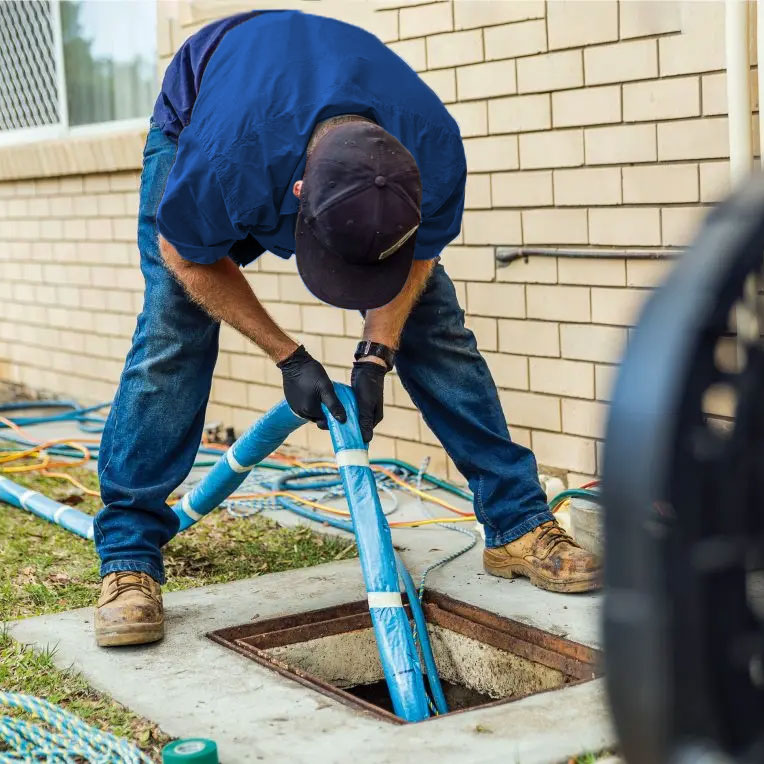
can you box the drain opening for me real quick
[348,678,494,714]
[208,591,602,723]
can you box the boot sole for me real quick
[96,621,164,647]
[484,560,601,594]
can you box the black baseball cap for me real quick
[295,121,422,310]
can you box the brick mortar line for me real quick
[1,332,629,365]
[425,30,694,73]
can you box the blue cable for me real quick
[396,555,449,714]
[0,400,110,433]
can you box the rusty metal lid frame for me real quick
[207,591,602,725]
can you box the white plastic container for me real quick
[570,497,602,556]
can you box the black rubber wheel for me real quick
[603,176,764,764]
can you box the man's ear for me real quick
[293,180,303,198]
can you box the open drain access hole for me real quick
[208,591,602,723]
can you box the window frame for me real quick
[0,0,155,147]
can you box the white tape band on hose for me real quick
[335,449,370,468]
[87,525,94,540]
[19,490,36,510]
[225,448,252,474]
[367,591,404,608]
[181,494,203,521]
[53,505,68,523]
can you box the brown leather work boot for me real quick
[94,571,164,647]
[483,520,601,593]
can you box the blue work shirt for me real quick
[154,10,466,267]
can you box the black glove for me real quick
[277,345,346,427]
[351,360,387,443]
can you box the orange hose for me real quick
[40,470,101,497]
[302,460,473,516]
[222,487,476,526]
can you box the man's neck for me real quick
[307,114,373,156]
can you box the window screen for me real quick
[0,0,156,134]
[0,0,60,131]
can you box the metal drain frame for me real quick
[208,591,602,724]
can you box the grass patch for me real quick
[1,460,355,621]
[1,451,356,759]
[0,630,170,759]
[568,751,617,763]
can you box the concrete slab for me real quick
[251,503,602,650]
[8,554,612,764]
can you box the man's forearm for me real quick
[159,236,298,363]
[363,259,435,348]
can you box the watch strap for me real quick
[354,340,395,371]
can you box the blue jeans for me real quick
[95,124,553,584]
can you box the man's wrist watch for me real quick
[354,340,395,371]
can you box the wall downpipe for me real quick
[725,0,757,359]
[726,0,753,183]
[758,0,764,162]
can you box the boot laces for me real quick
[536,521,575,553]
[112,571,155,598]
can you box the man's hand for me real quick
[278,345,347,427]
[351,358,387,443]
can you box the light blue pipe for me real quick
[275,491,448,715]
[322,385,430,721]
[174,400,305,530]
[0,475,94,540]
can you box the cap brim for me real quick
[295,212,415,310]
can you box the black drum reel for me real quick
[603,178,764,763]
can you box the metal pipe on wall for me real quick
[758,0,764,161]
[726,0,754,182]
[726,0,757,364]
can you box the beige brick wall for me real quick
[0,0,745,487]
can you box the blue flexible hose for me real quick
[174,400,305,530]
[320,385,430,721]
[168,389,432,721]
[0,475,94,539]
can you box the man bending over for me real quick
[94,10,599,647]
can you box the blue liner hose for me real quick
[0,475,93,540]
[322,385,430,721]
[270,471,449,714]
[174,401,305,530]
[171,386,431,721]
